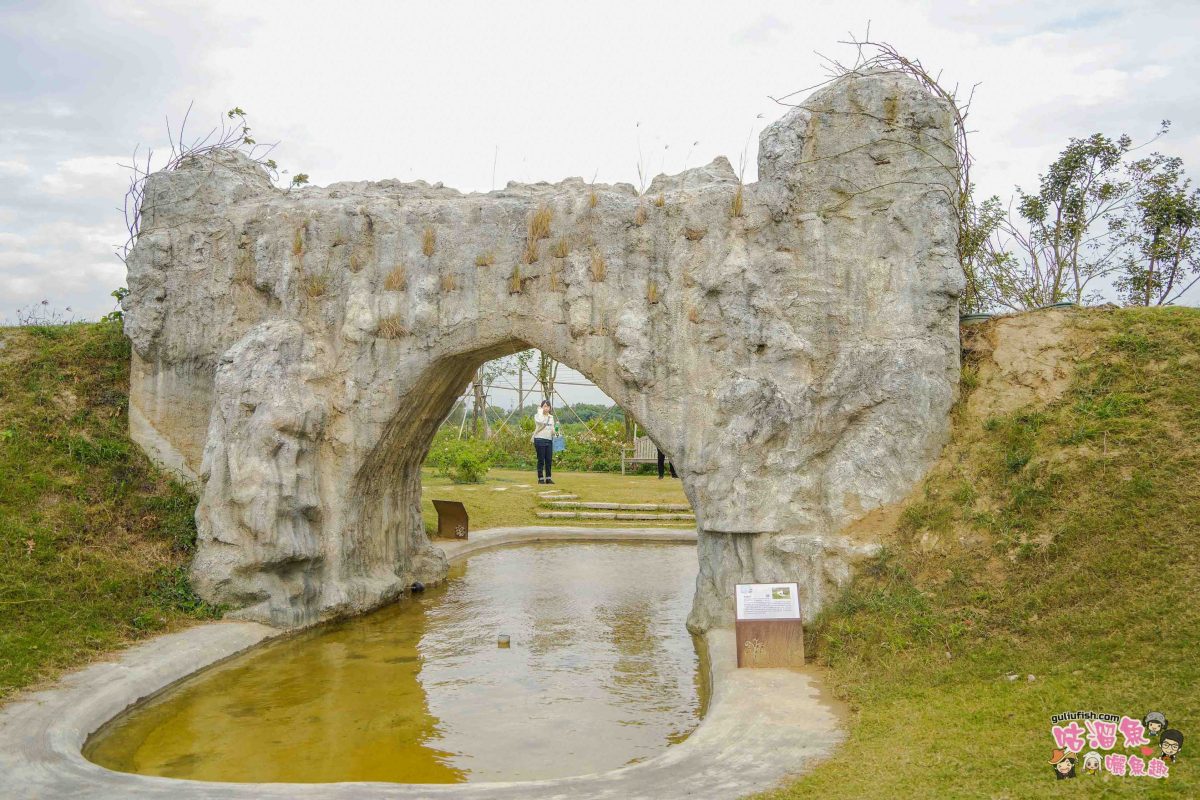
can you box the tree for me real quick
[1115,153,1200,306]
[1011,132,1134,305]
[536,351,558,403]
[471,367,489,439]
[513,349,535,410]
[960,194,1018,312]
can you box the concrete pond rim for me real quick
[0,526,846,800]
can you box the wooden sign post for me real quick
[734,582,805,668]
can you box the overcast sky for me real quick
[2,0,1197,402]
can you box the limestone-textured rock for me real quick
[124,70,962,629]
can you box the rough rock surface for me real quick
[124,70,962,629]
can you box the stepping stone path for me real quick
[536,491,694,523]
[538,491,579,500]
[543,501,691,512]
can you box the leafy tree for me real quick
[1115,152,1200,306]
[1010,132,1134,305]
[960,194,1017,312]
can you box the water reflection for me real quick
[85,542,705,783]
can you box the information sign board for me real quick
[735,583,801,621]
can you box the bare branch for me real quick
[117,105,285,264]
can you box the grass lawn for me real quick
[420,467,692,532]
[757,307,1200,799]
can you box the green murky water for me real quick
[85,541,707,783]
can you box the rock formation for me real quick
[124,70,962,628]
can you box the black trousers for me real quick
[657,448,677,478]
[535,438,553,479]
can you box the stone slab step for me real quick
[542,501,692,512]
[536,511,696,521]
[537,491,578,500]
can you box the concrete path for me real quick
[0,527,845,799]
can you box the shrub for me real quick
[427,436,495,483]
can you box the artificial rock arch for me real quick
[124,70,963,630]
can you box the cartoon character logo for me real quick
[1160,730,1184,763]
[1144,712,1168,739]
[1050,748,1077,779]
[1081,751,1102,775]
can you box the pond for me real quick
[84,541,708,784]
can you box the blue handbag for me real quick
[552,435,566,453]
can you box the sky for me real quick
[1,0,1197,403]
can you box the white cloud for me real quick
[0,159,31,176]
[1,0,1198,325]
[733,14,791,44]
[40,155,128,196]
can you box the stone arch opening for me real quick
[124,70,963,633]
[346,334,681,602]
[341,329,686,630]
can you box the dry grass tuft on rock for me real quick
[507,266,523,294]
[646,281,660,304]
[730,186,744,218]
[522,238,539,265]
[440,273,458,293]
[376,315,410,339]
[654,194,665,208]
[474,251,495,267]
[528,205,553,241]
[589,250,607,282]
[422,227,436,257]
[292,228,304,256]
[551,238,570,259]
[303,275,328,297]
[633,206,647,226]
[383,265,407,291]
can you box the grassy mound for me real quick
[0,322,691,700]
[761,307,1199,798]
[0,322,219,700]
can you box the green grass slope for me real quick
[761,307,1200,798]
[0,322,218,700]
[3,309,1196,800]
[0,322,691,701]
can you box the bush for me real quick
[427,436,495,483]
[427,419,633,475]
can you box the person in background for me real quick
[656,447,677,479]
[532,400,556,484]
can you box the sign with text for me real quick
[735,582,801,621]
[734,582,804,668]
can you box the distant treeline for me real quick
[443,401,625,427]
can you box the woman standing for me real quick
[532,400,556,484]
